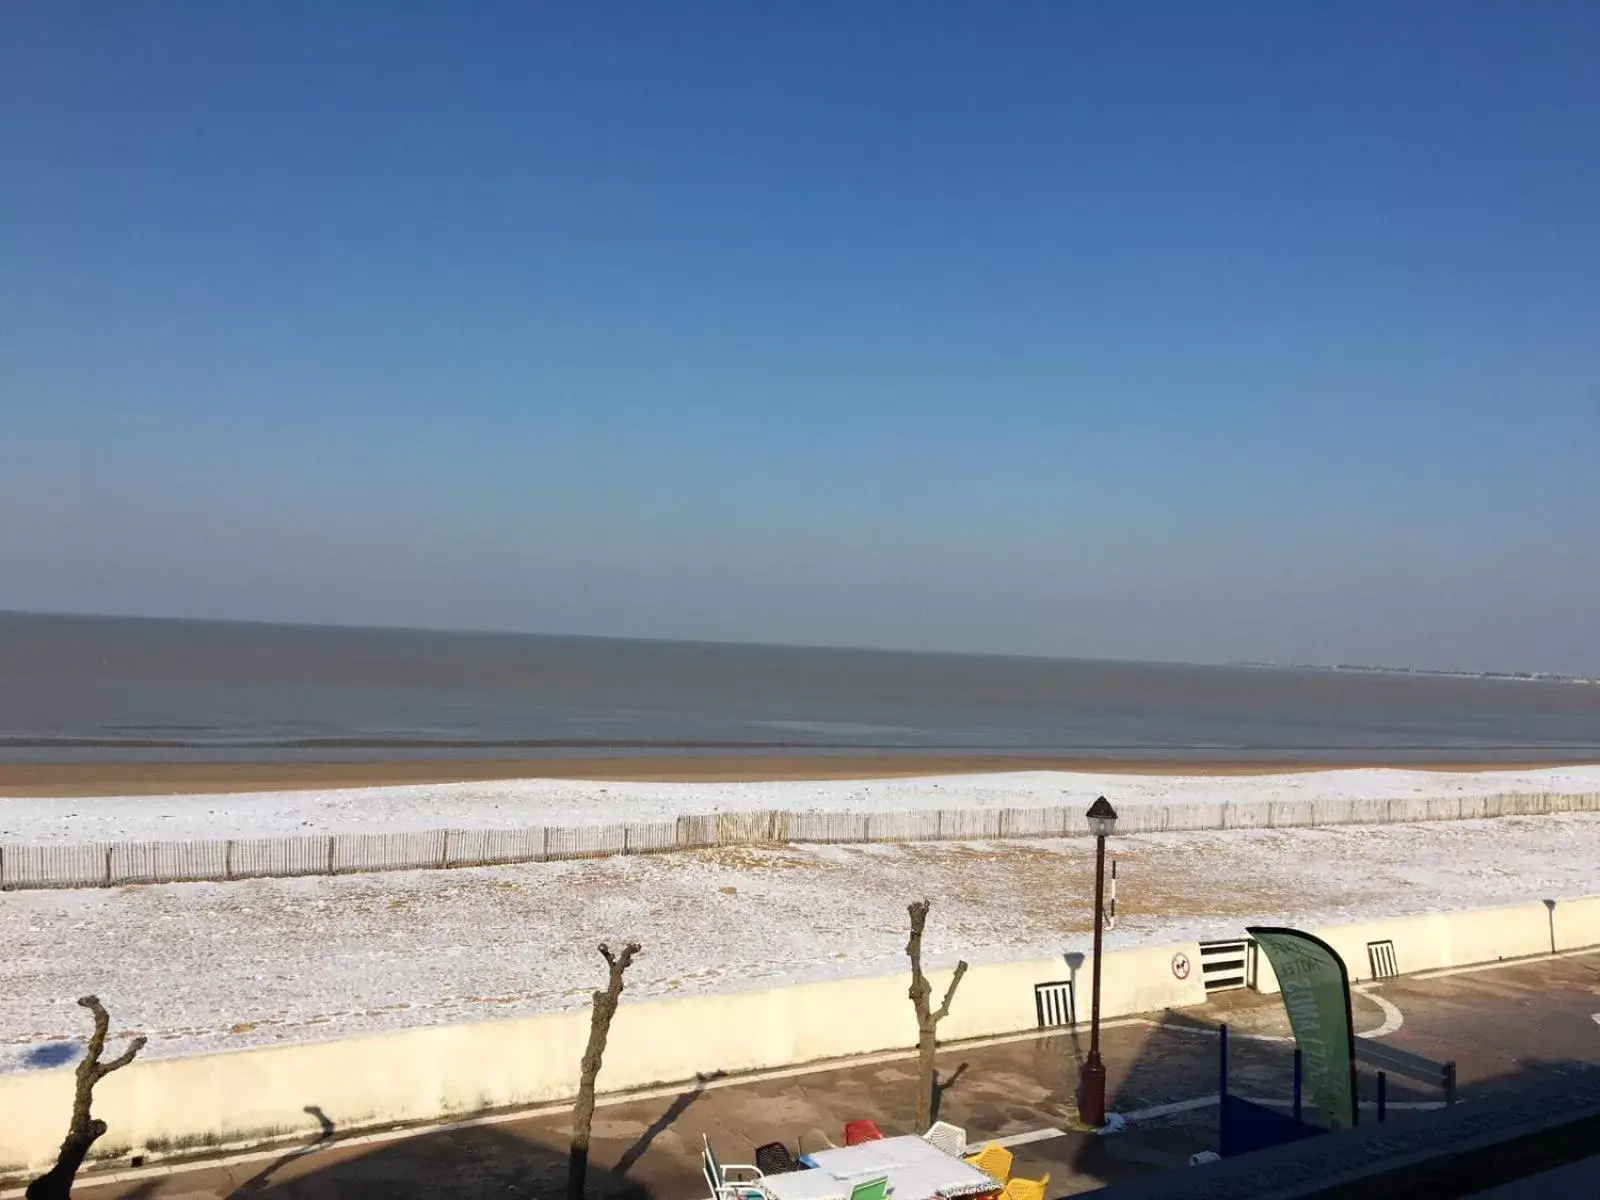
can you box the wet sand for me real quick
[3,754,1593,796]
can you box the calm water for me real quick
[2,612,1598,764]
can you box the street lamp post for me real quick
[1077,795,1119,1128]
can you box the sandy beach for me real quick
[5,754,1597,797]
[5,763,1600,845]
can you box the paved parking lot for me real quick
[30,949,1600,1200]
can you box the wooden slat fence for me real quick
[2,790,1597,891]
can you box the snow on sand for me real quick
[4,765,1600,844]
[4,812,1600,1072]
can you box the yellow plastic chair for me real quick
[1002,1173,1050,1200]
[963,1143,1013,1184]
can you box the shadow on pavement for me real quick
[613,1077,711,1177]
[931,1060,970,1121]
[1066,1007,1240,1186]
[226,1121,655,1200]
[234,1106,338,1192]
[1067,993,1600,1200]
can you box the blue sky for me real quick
[3,3,1597,672]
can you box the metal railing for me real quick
[1355,1035,1458,1105]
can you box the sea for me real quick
[2,612,1598,765]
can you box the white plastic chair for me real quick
[702,1135,764,1200]
[923,1119,967,1157]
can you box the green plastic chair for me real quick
[848,1176,890,1200]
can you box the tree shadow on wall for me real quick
[227,1121,656,1200]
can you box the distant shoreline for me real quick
[1231,660,1599,685]
[5,754,1599,797]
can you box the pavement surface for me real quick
[1467,1154,1600,1197]
[18,949,1600,1200]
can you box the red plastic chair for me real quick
[844,1120,884,1146]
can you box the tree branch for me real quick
[94,1037,148,1082]
[608,942,641,976]
[933,960,968,1022]
[76,997,110,1069]
[571,940,643,1200]
[29,997,142,1200]
[906,900,931,1015]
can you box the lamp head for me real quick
[1086,796,1118,838]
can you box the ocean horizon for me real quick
[3,610,1599,765]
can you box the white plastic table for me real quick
[757,1170,852,1200]
[794,1135,998,1200]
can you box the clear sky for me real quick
[3,3,1597,673]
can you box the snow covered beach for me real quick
[4,764,1600,843]
[3,812,1599,1072]
[3,765,1599,1073]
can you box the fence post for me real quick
[326,836,336,876]
[439,829,451,869]
[225,839,234,881]
[105,845,114,887]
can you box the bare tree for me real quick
[28,996,146,1200]
[906,899,968,1132]
[568,941,641,1200]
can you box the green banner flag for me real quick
[1247,927,1359,1130]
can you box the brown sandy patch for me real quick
[4,755,1591,796]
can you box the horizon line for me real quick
[2,607,1591,683]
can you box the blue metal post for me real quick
[1218,1023,1228,1156]
[1377,1071,1387,1123]
[1219,1023,1228,1102]
[1293,1049,1303,1123]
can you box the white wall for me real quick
[1551,895,1600,952]
[1252,900,1566,995]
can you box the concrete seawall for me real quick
[1251,898,1593,993]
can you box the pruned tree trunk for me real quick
[569,940,641,1200]
[907,899,968,1132]
[27,996,146,1200]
